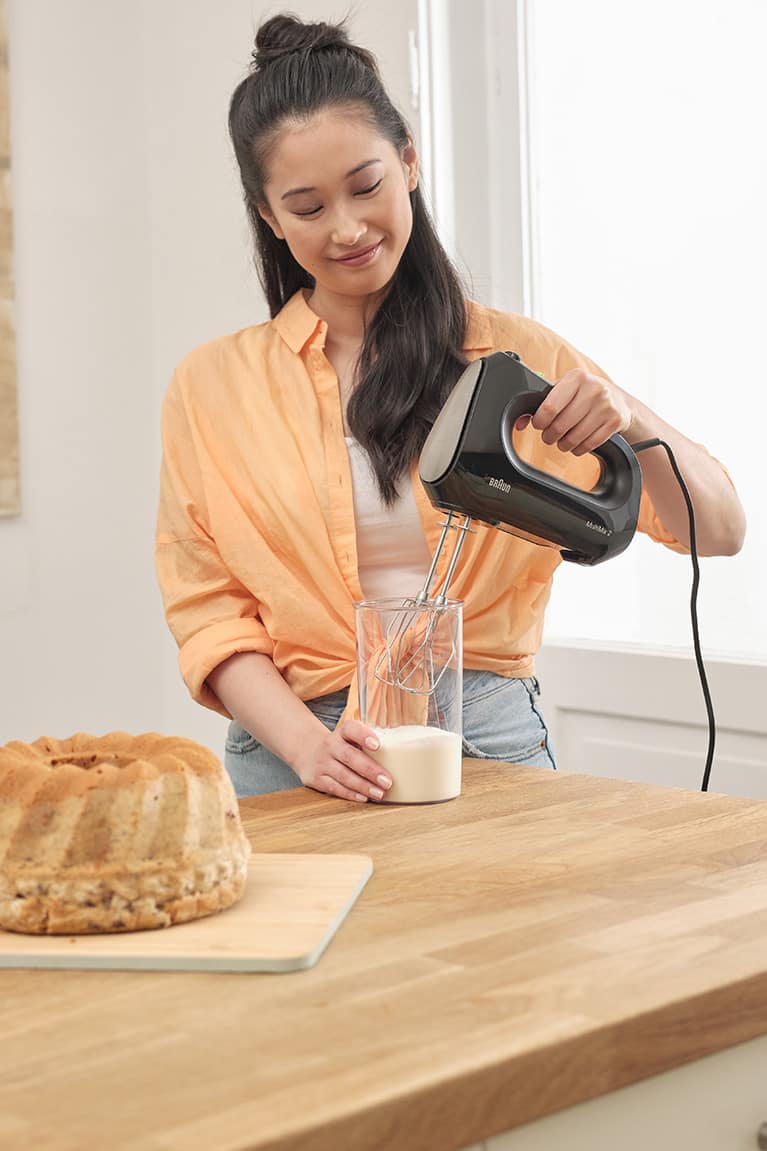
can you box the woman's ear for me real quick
[257,203,285,241]
[402,136,419,192]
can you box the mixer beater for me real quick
[373,511,472,695]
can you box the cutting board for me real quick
[0,853,373,973]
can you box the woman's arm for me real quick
[207,652,393,804]
[622,392,745,555]
[526,368,746,556]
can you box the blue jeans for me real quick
[224,670,556,799]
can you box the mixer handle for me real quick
[499,364,638,506]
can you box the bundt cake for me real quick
[0,732,252,934]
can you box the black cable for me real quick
[630,437,715,791]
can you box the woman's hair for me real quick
[228,13,468,504]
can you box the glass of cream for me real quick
[354,598,463,804]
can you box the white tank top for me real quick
[345,437,432,601]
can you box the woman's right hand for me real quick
[297,721,393,803]
[207,652,393,803]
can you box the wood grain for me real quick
[0,0,19,516]
[2,763,767,1151]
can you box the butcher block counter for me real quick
[2,762,767,1151]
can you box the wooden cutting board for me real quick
[0,853,373,973]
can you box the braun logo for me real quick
[585,520,612,536]
[487,476,511,494]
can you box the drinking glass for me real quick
[354,598,463,804]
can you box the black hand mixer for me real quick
[377,349,715,792]
[375,351,642,697]
[419,350,642,563]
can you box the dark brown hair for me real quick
[228,13,467,503]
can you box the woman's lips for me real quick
[333,241,382,267]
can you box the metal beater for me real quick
[374,511,473,695]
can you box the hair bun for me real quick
[253,14,351,68]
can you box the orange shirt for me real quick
[156,290,684,722]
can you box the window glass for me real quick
[526,0,766,657]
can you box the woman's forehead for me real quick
[264,108,397,186]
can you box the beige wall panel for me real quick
[0,0,19,516]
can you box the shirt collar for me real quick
[272,290,327,354]
[273,289,493,354]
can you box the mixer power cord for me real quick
[630,438,715,791]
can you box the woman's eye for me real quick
[290,177,382,217]
[356,178,383,196]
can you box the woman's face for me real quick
[258,106,418,310]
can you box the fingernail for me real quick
[365,736,380,750]
[369,786,384,800]
[377,774,392,789]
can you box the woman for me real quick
[155,14,745,801]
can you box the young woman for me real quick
[155,14,745,801]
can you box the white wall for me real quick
[2,0,159,743]
[2,0,419,751]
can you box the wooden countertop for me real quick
[3,763,767,1151]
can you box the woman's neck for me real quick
[306,285,385,342]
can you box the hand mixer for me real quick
[375,351,643,695]
[376,352,718,794]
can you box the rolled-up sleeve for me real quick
[635,446,737,555]
[156,372,273,717]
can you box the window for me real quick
[521,0,765,659]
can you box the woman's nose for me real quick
[331,212,367,246]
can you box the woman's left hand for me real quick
[519,368,636,456]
